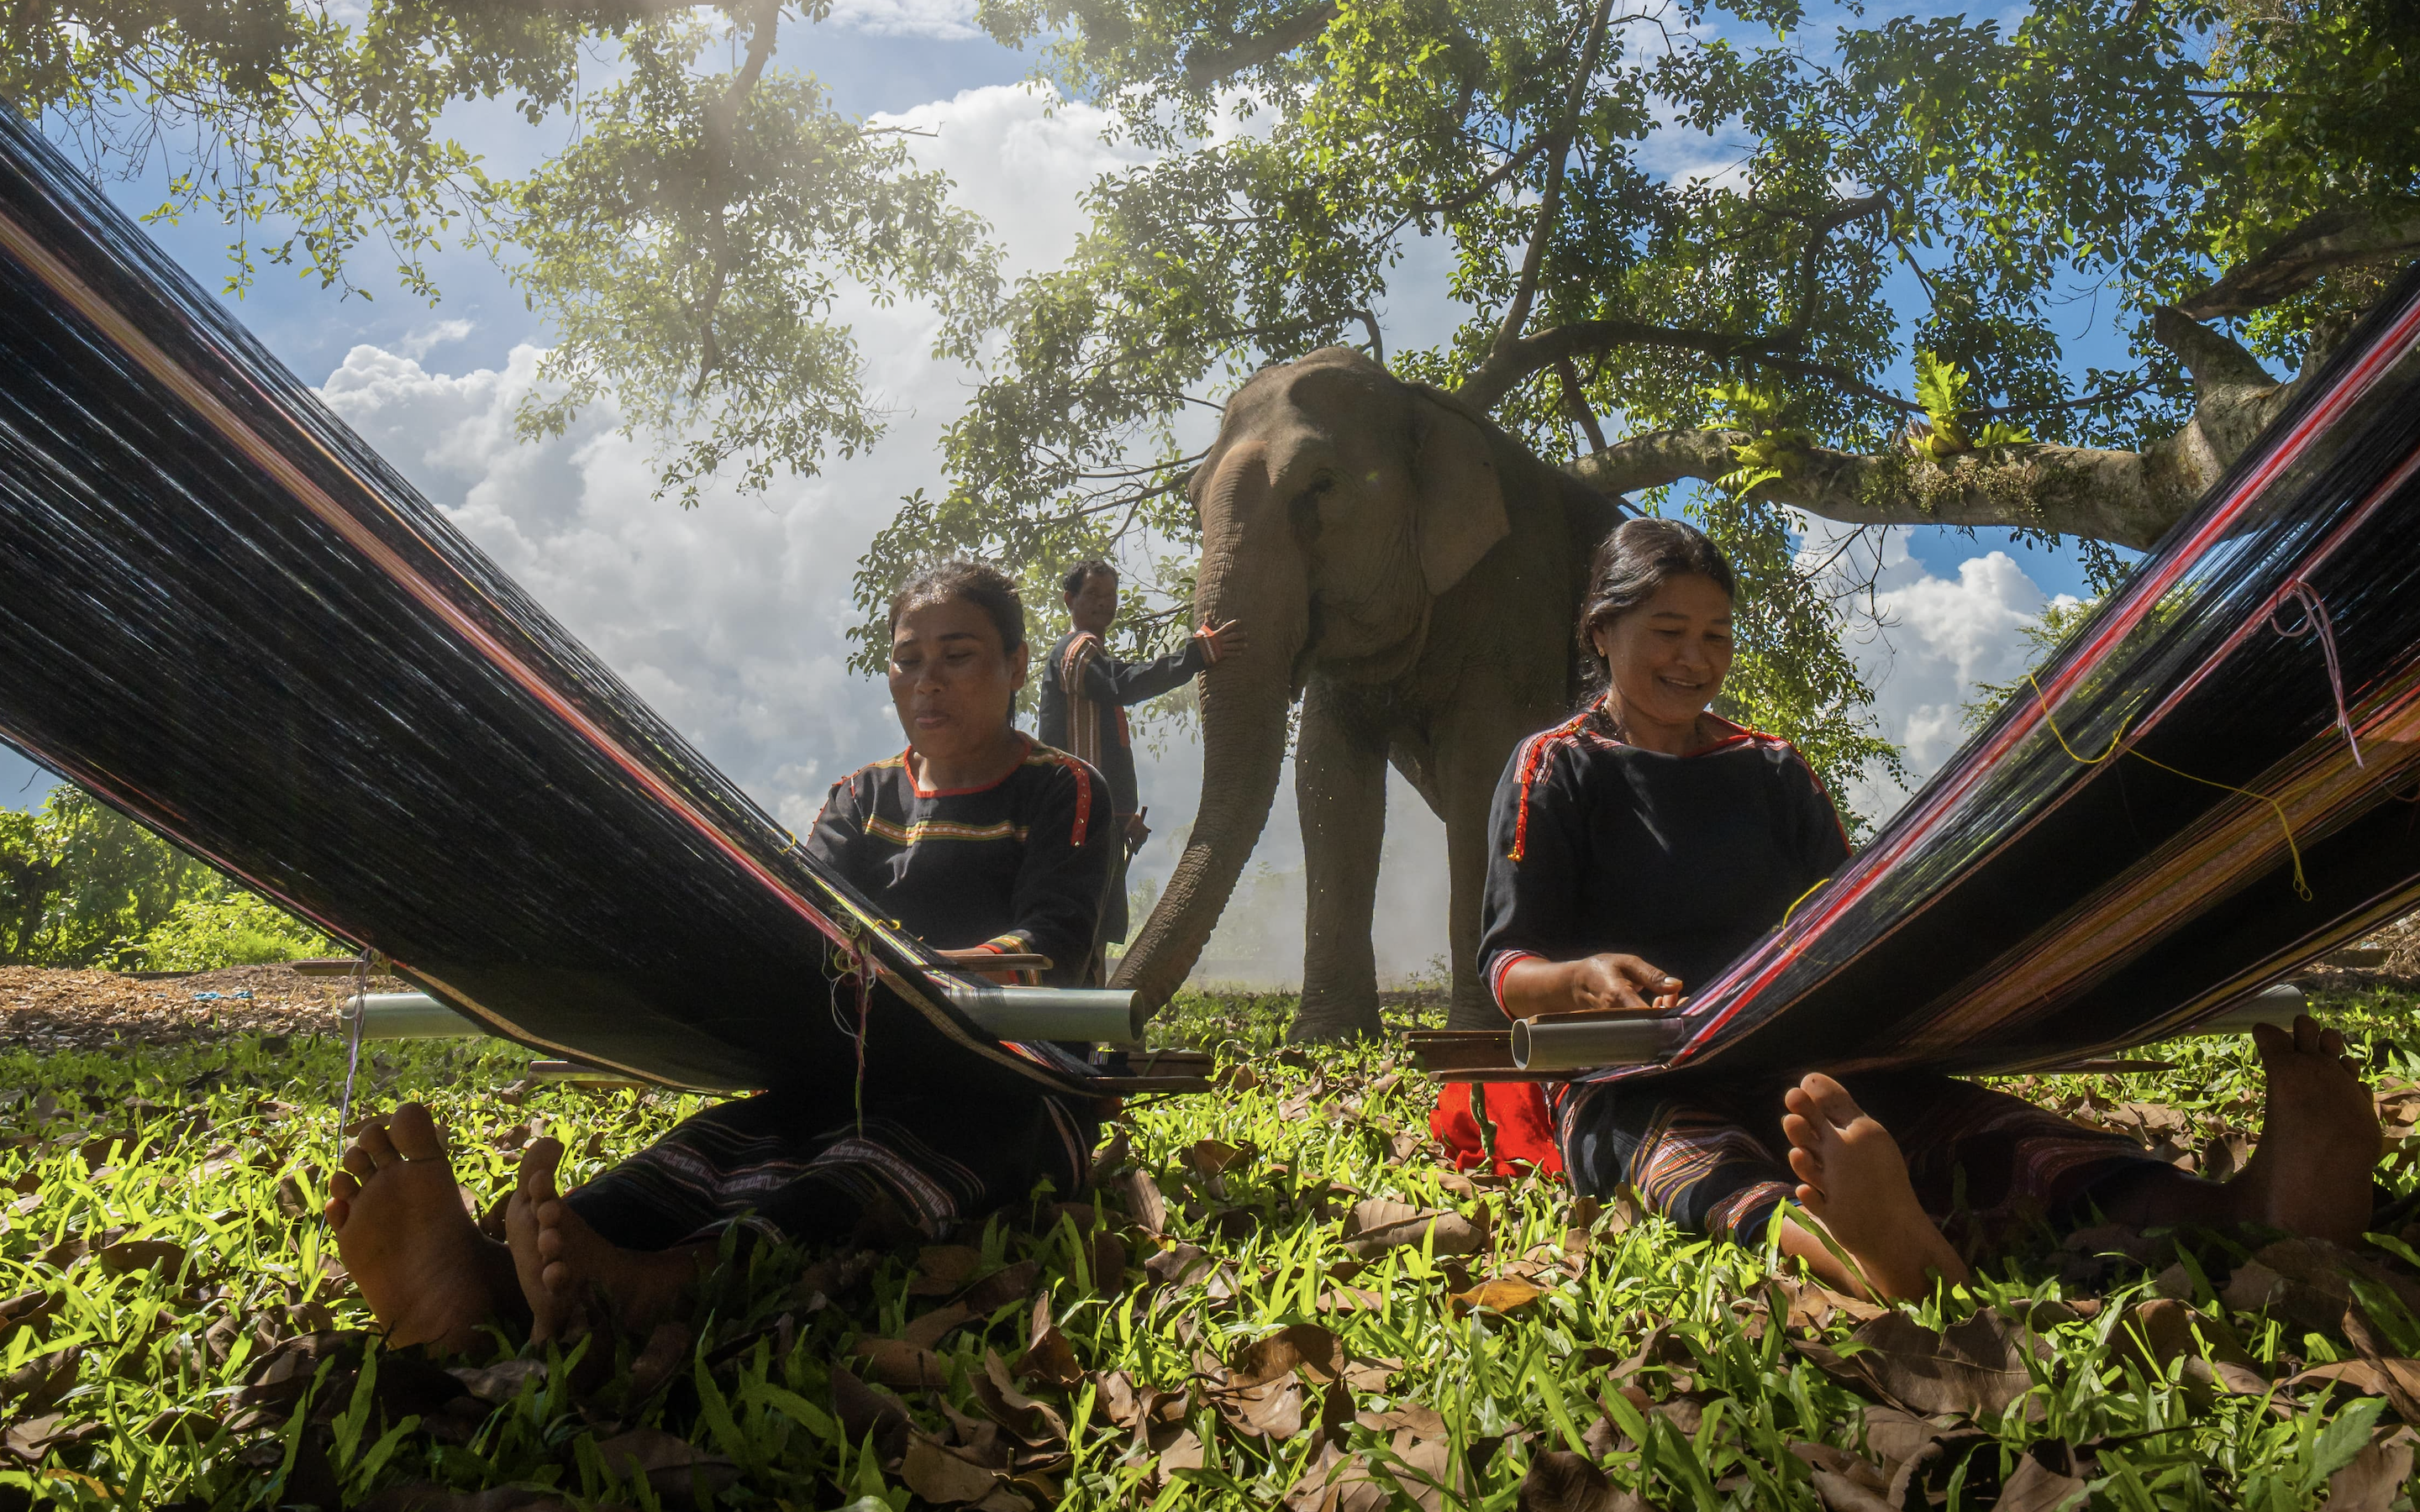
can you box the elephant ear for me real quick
[1411,391,1511,595]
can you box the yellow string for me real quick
[2026,673,2311,901]
[1779,877,1830,929]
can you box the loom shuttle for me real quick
[1511,1011,1691,1071]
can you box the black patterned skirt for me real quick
[561,1088,1098,1252]
[1557,1070,2169,1257]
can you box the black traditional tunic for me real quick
[1035,626,1218,945]
[1479,701,1849,1007]
[562,738,1114,1251]
[807,739,1113,984]
[1470,697,2162,1255]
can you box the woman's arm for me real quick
[1006,754,1118,981]
[1498,953,1684,1017]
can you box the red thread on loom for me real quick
[2270,579,2364,768]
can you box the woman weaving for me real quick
[1448,518,2385,1301]
[323,560,1118,1351]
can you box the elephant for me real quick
[1112,345,1623,1038]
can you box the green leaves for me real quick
[1907,350,2036,462]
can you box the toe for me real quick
[342,1146,378,1182]
[2253,1021,2291,1059]
[388,1103,448,1164]
[1787,1143,1823,1190]
[324,1197,350,1229]
[358,1121,402,1169]
[329,1168,360,1203]
[1781,1112,1819,1152]
[2294,1014,2325,1055]
[519,1137,566,1198]
[1799,1072,1861,1130]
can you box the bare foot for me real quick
[1780,1074,1973,1302]
[506,1137,707,1343]
[324,1103,520,1352]
[2224,1015,2381,1247]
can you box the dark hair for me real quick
[888,559,1027,654]
[1061,559,1117,599]
[1577,517,1735,685]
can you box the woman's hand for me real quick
[1499,953,1682,1018]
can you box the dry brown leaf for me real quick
[1356,1404,1449,1441]
[1145,1242,1215,1289]
[1837,1309,2039,1418]
[593,1426,737,1501]
[1997,1441,2091,1512]
[960,1259,1043,1315]
[1283,1442,1392,1512]
[853,1336,951,1390]
[1110,1169,1169,1235]
[1339,1199,1486,1260]
[1515,1449,1646,1512]
[904,1303,977,1352]
[1018,1294,1084,1389]
[1206,1373,1304,1440]
[829,1362,911,1463]
[1232,1323,1349,1387]
[446,1360,546,1404]
[1449,1276,1548,1316]
[908,1246,987,1297]
[904,1431,1007,1505]
[975,1351,1071,1447]
[623,1320,694,1403]
[2328,1429,2418,1512]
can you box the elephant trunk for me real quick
[1114,440,1307,1012]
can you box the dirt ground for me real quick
[0,963,408,1051]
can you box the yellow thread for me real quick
[1780,878,1830,929]
[2026,673,2311,901]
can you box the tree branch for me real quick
[1459,315,1921,415]
[1555,355,1607,452]
[1560,307,2409,550]
[1486,0,1617,370]
[1182,2,1341,89]
[2177,206,2420,320]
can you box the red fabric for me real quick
[1428,1080,1564,1178]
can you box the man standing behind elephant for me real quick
[1039,559,1247,979]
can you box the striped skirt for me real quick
[561,1088,1099,1252]
[1558,1071,2168,1257]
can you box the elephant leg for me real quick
[1439,712,1534,1030]
[1292,680,1387,1042]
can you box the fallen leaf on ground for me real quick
[1107,1169,1168,1234]
[446,1359,546,1404]
[829,1362,911,1463]
[1232,1323,1348,1387]
[904,1431,1007,1505]
[960,1259,1042,1315]
[594,1426,736,1500]
[1449,1276,1547,1315]
[603,1317,684,1397]
[1517,1449,1649,1512]
[1997,1439,2091,1512]
[975,1351,1071,1446]
[1018,1294,1083,1388]
[2328,1428,2417,1512]
[904,1302,976,1352]
[908,1246,987,1297]
[1823,1309,2039,1418]
[854,1336,951,1390]
[1339,1199,1486,1260]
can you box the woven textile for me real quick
[0,107,1112,1101]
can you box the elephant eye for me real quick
[1288,475,1334,538]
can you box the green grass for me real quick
[6,990,2420,1509]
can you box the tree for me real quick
[861,0,2417,792]
[0,785,214,964]
[6,1,998,502]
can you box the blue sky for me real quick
[2,11,2156,978]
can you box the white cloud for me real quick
[825,0,983,39]
[397,318,474,359]
[1821,528,2077,823]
